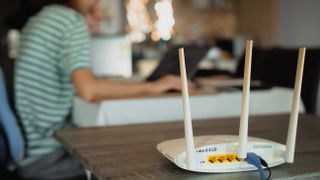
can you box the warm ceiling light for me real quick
[153,0,175,41]
[126,0,152,43]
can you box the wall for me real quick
[236,0,278,47]
[172,0,237,41]
[277,0,320,47]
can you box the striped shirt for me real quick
[15,4,91,165]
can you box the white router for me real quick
[157,40,306,173]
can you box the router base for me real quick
[157,135,286,173]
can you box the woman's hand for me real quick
[149,75,195,94]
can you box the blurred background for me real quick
[1,0,320,114]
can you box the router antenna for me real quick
[179,48,195,169]
[238,40,253,159]
[285,47,306,163]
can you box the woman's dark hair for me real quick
[6,0,72,30]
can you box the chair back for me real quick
[0,67,24,163]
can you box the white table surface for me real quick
[72,87,305,127]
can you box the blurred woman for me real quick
[15,0,186,179]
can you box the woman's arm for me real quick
[72,68,187,103]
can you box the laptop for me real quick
[146,45,210,81]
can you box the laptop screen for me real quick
[146,45,210,81]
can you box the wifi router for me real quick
[157,40,306,173]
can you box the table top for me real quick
[55,114,320,179]
[73,87,303,127]
[96,88,219,101]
